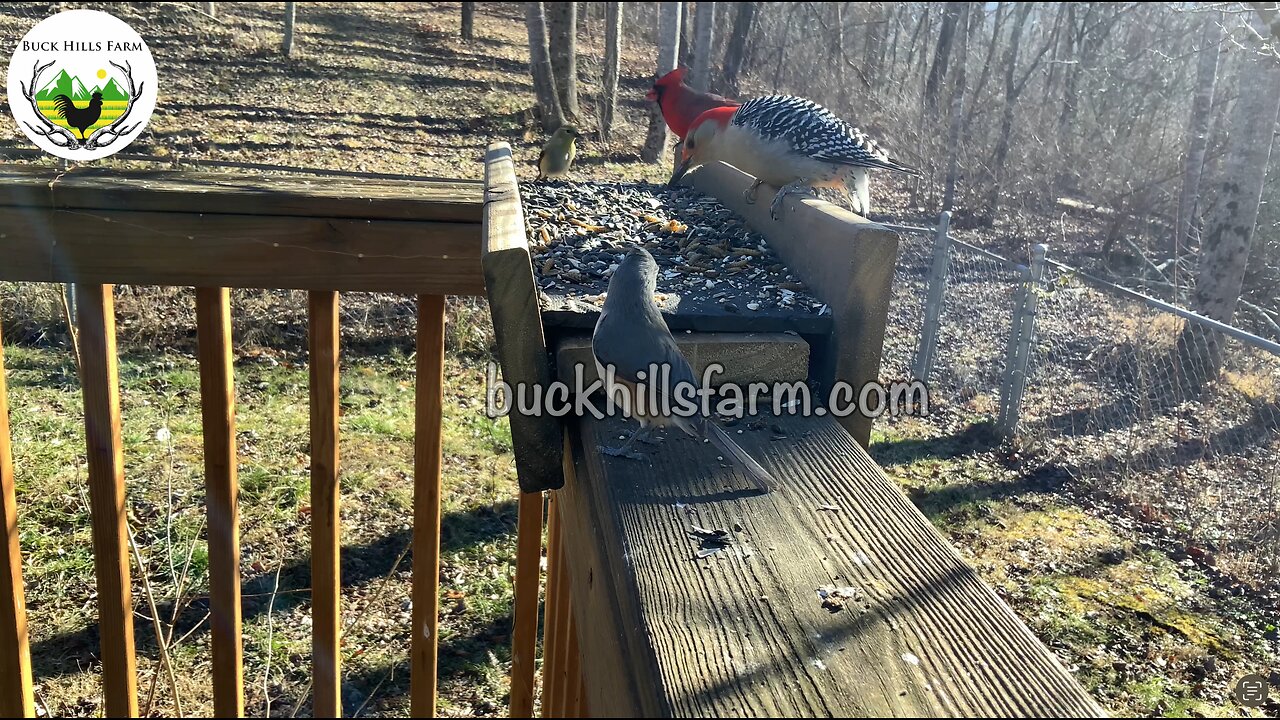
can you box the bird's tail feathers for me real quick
[850,168,871,216]
[704,421,775,494]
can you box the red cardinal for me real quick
[645,67,739,141]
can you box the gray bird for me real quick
[591,246,776,494]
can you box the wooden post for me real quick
[196,287,244,717]
[913,210,952,381]
[481,143,563,492]
[76,284,138,718]
[0,328,35,718]
[998,244,1046,437]
[411,294,446,718]
[308,290,341,718]
[509,492,544,718]
[540,494,564,718]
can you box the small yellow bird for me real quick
[537,125,584,180]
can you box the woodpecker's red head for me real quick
[646,67,689,103]
[668,106,736,186]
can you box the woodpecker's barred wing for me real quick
[732,95,921,176]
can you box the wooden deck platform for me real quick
[553,410,1105,717]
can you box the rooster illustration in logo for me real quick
[52,91,104,139]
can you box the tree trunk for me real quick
[863,2,887,81]
[942,3,970,211]
[964,2,1004,137]
[547,2,580,120]
[283,2,296,56]
[679,2,694,69]
[1174,15,1222,254]
[644,2,683,163]
[526,2,565,132]
[201,2,215,17]
[601,2,624,141]
[925,2,961,111]
[461,2,475,40]
[1183,15,1280,371]
[721,2,756,96]
[987,3,1032,213]
[692,2,716,91]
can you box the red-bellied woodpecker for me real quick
[669,95,920,219]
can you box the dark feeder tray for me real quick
[521,180,834,341]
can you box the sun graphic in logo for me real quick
[96,68,106,79]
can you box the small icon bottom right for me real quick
[1234,673,1269,707]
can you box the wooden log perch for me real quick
[680,162,899,448]
[555,411,1105,717]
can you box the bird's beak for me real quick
[668,156,692,187]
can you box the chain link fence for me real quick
[882,213,1280,587]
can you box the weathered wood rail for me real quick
[480,144,1105,718]
[0,165,484,717]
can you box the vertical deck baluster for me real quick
[0,327,35,717]
[196,287,243,717]
[308,291,342,718]
[411,294,446,717]
[541,495,566,718]
[509,491,544,718]
[76,284,138,717]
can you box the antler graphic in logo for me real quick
[19,59,145,151]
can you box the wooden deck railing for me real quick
[0,165,485,717]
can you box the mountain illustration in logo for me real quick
[33,67,130,137]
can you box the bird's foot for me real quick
[637,433,663,445]
[601,445,646,461]
[770,182,816,221]
[743,179,764,205]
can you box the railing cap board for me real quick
[558,411,1106,718]
[680,162,899,449]
[0,163,488,295]
[0,207,484,295]
[0,164,483,223]
[481,142,565,493]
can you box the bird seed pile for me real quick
[520,181,829,320]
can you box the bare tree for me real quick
[283,2,296,57]
[643,2,683,163]
[987,3,1054,212]
[692,2,717,92]
[863,2,888,81]
[925,2,962,110]
[601,2,624,141]
[721,2,756,96]
[1174,15,1222,253]
[942,2,970,211]
[547,2,580,120]
[461,2,475,40]
[964,2,1005,137]
[1184,17,1280,362]
[526,2,565,132]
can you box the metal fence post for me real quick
[913,211,952,380]
[998,243,1046,437]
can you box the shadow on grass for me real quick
[28,499,517,681]
[869,421,1002,468]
